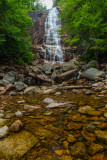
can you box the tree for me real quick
[0,0,34,65]
[59,0,107,61]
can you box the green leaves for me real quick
[0,0,34,65]
[59,0,107,61]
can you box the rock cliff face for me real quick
[28,11,48,51]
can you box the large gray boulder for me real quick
[0,130,38,159]
[81,68,106,80]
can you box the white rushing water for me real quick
[44,7,63,63]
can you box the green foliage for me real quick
[0,0,34,65]
[59,0,107,61]
[53,0,60,7]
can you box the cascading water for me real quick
[43,7,63,63]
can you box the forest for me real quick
[0,0,106,65]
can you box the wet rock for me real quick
[10,120,23,132]
[88,110,102,116]
[43,111,53,116]
[81,68,106,80]
[14,82,26,91]
[0,130,38,159]
[59,155,73,160]
[97,123,107,129]
[39,63,52,73]
[46,102,69,109]
[24,86,42,95]
[67,122,83,130]
[0,113,4,118]
[15,111,23,118]
[24,105,41,111]
[78,106,94,114]
[43,88,57,94]
[55,92,61,95]
[17,100,25,104]
[0,118,9,126]
[95,130,107,144]
[0,126,9,138]
[70,142,87,158]
[67,134,76,143]
[88,143,104,155]
[24,77,37,85]
[9,91,17,96]
[4,113,15,119]
[43,98,55,104]
[63,141,69,149]
[55,150,64,156]
[82,130,96,142]
[2,71,17,85]
[86,124,96,132]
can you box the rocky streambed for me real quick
[0,59,107,159]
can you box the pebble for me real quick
[17,100,25,104]
[0,126,9,138]
[0,113,4,118]
[15,111,23,118]
[10,92,17,96]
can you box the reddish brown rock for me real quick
[10,120,23,133]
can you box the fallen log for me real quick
[27,73,52,83]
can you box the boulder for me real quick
[0,130,38,159]
[24,86,42,95]
[14,82,26,91]
[0,126,9,138]
[53,69,78,83]
[39,63,52,73]
[81,68,106,80]
[61,59,79,72]
[70,142,87,158]
[10,120,23,133]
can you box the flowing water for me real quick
[44,7,63,63]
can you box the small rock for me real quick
[17,100,25,104]
[0,118,9,126]
[70,142,87,158]
[0,113,4,118]
[24,105,41,111]
[105,105,107,109]
[78,106,94,114]
[10,120,23,132]
[88,143,104,155]
[86,124,96,132]
[14,82,26,91]
[15,111,23,117]
[0,126,9,138]
[10,91,17,96]
[63,141,69,149]
[46,102,69,109]
[43,111,53,116]
[67,134,76,143]
[67,122,83,130]
[104,113,107,118]
[92,82,104,87]
[43,98,55,104]
[0,110,4,114]
[43,88,57,94]
[55,92,61,95]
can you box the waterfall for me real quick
[43,7,63,63]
